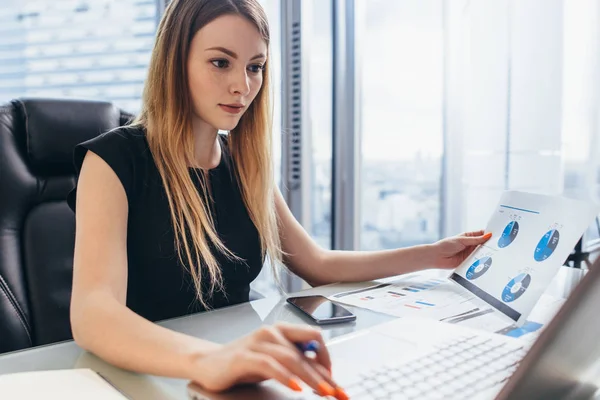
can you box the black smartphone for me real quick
[286,295,356,324]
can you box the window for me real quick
[0,0,157,113]
[444,0,600,246]
[355,0,600,254]
[358,0,444,250]
[562,0,600,246]
[309,0,333,249]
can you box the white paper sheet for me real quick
[0,369,128,400]
[329,273,565,339]
[450,191,598,325]
[330,274,480,320]
[440,293,565,340]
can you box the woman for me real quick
[67,0,491,397]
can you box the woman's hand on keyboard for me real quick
[190,322,348,399]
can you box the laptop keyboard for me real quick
[340,333,527,400]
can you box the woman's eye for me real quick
[248,64,264,74]
[211,59,229,69]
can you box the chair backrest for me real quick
[0,98,133,354]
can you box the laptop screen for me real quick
[496,256,600,399]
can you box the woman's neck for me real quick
[191,116,221,169]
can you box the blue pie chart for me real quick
[466,256,493,280]
[534,229,560,262]
[502,273,531,302]
[498,221,519,248]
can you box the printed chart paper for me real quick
[450,191,598,325]
[329,275,478,321]
[329,273,566,339]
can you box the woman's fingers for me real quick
[273,323,333,372]
[242,351,303,393]
[461,229,485,237]
[459,232,492,247]
[256,342,337,396]
[252,323,343,396]
[311,361,349,399]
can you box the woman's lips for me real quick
[219,104,244,114]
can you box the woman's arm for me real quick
[275,188,433,286]
[71,151,219,380]
[275,188,491,286]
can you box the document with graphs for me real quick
[451,191,599,326]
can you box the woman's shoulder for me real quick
[74,124,148,166]
[68,124,153,211]
[89,124,148,151]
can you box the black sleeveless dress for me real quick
[67,125,263,321]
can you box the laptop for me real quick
[188,257,600,400]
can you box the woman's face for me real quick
[187,14,268,131]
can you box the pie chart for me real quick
[466,256,493,280]
[498,221,519,248]
[534,229,560,262]
[502,273,531,302]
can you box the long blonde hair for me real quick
[132,0,282,308]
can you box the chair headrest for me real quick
[13,98,129,176]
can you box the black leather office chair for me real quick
[0,98,133,354]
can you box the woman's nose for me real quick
[230,69,250,96]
